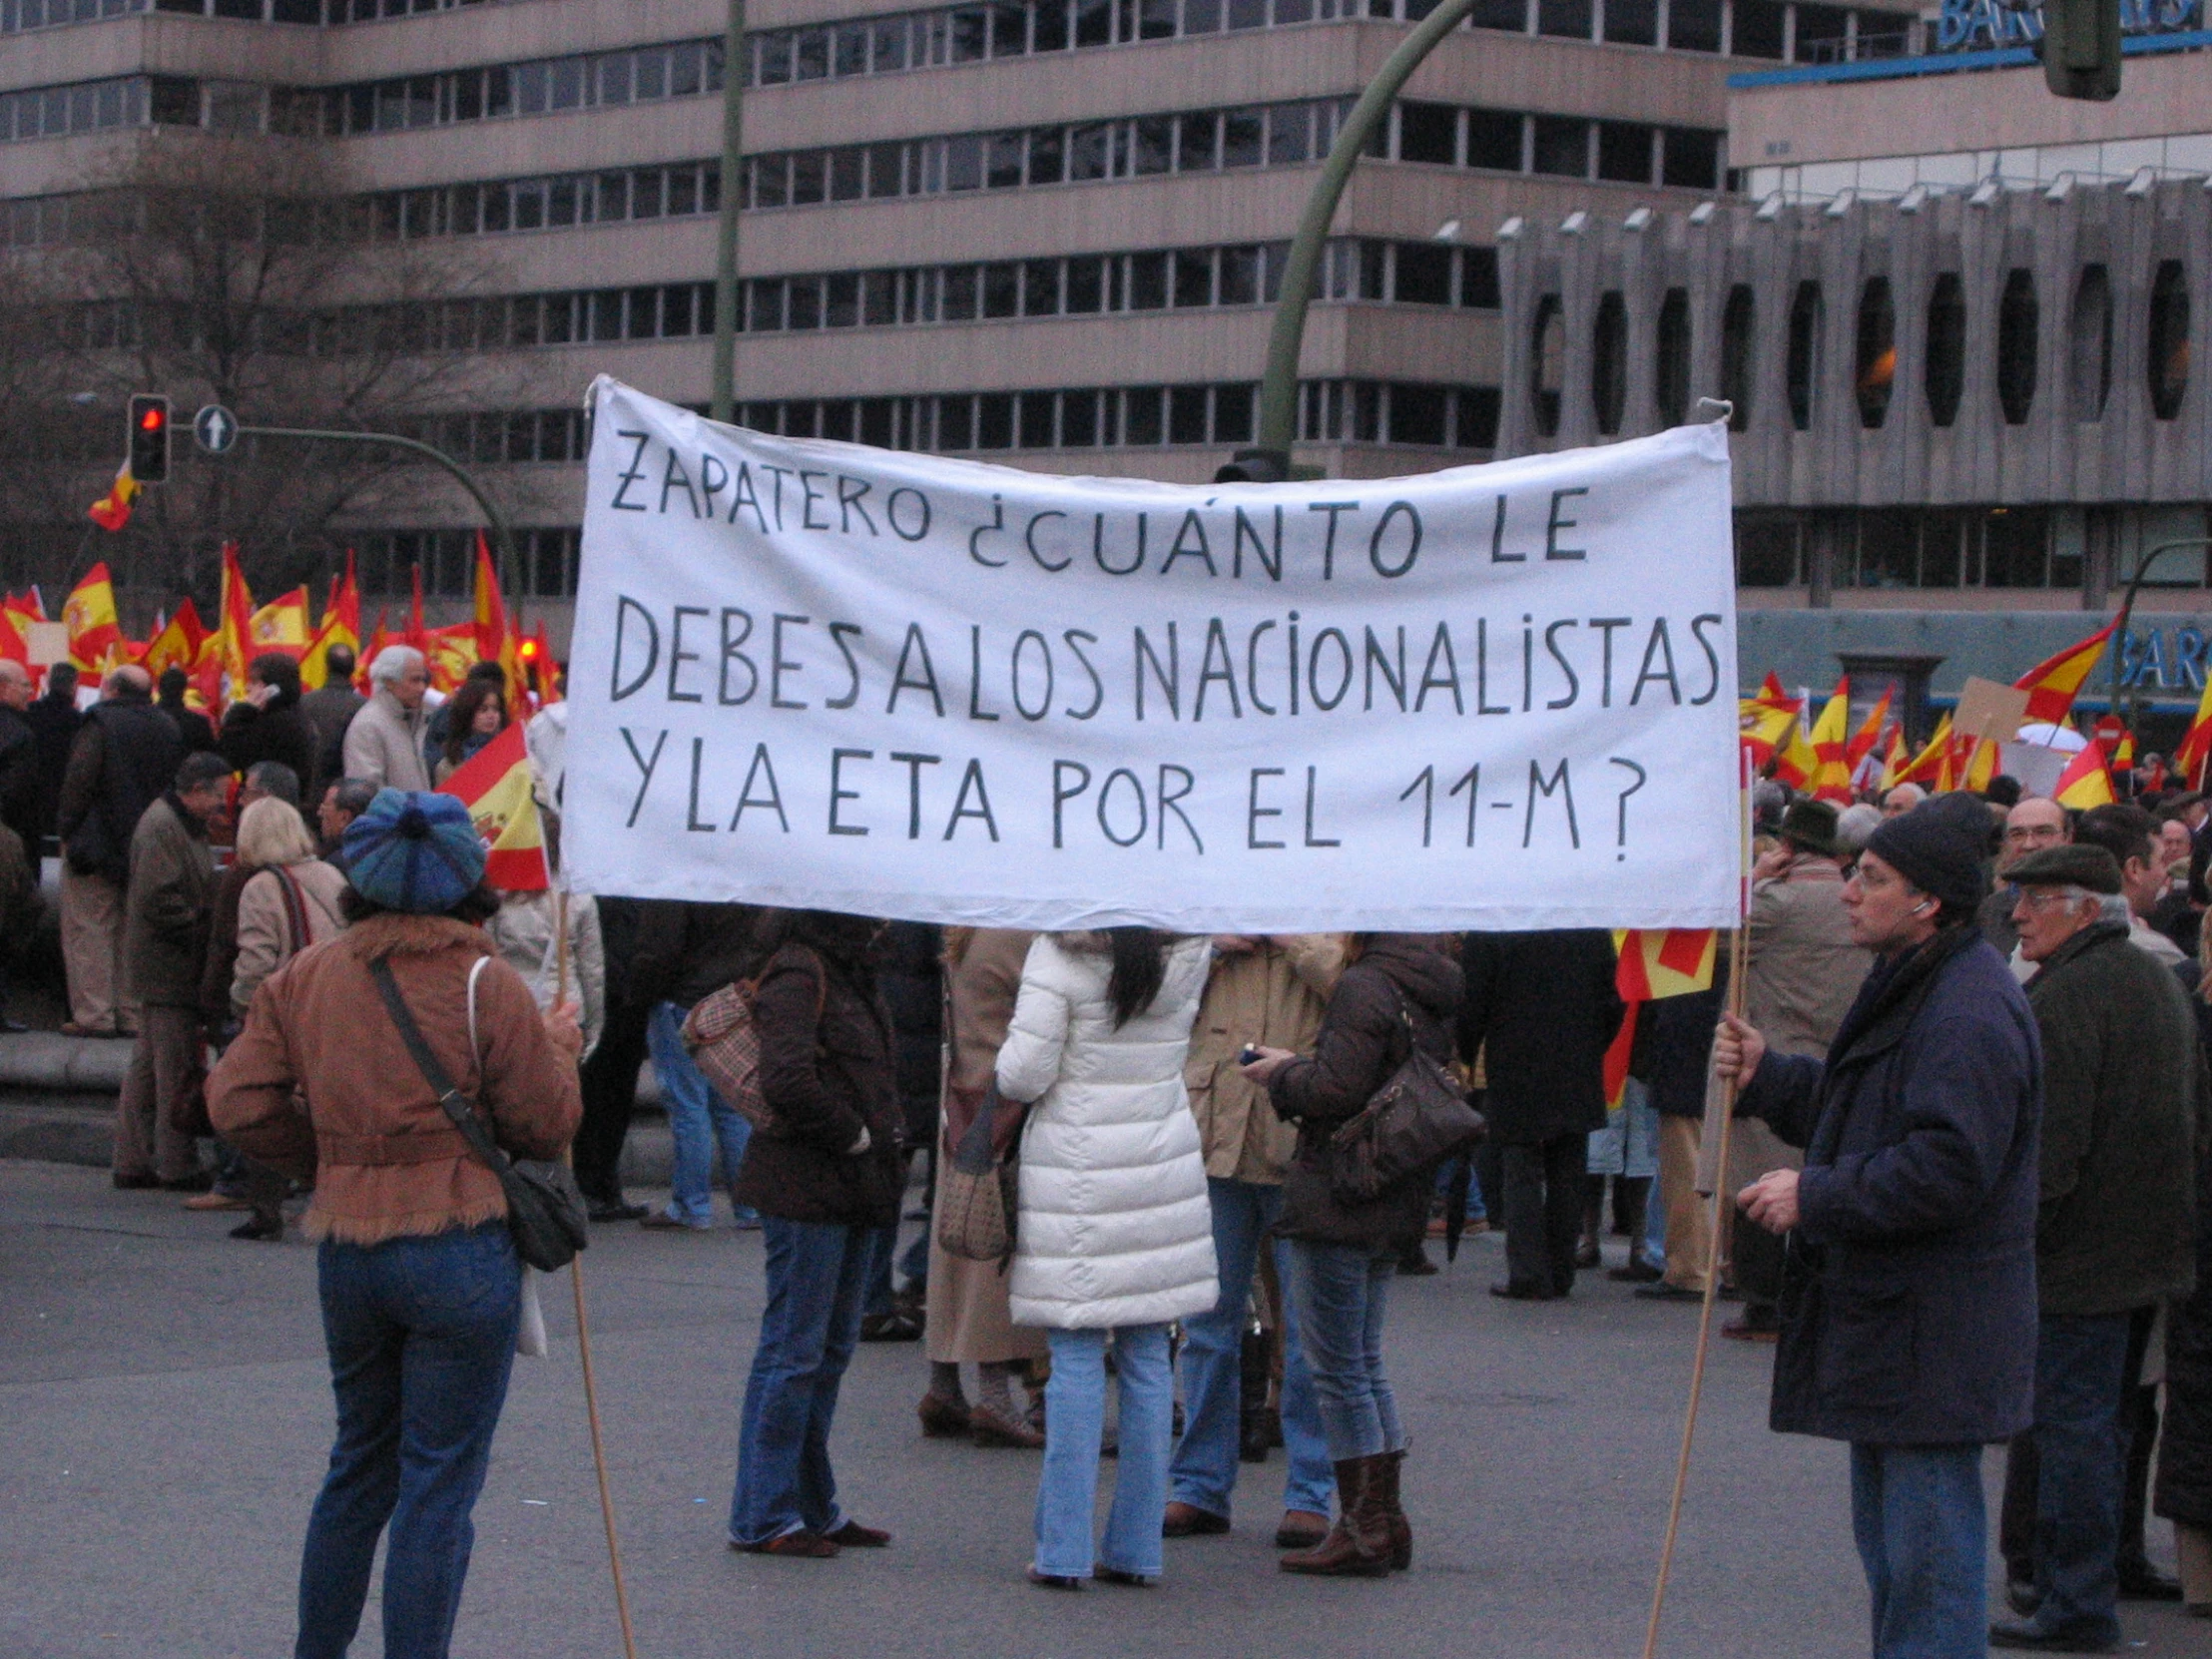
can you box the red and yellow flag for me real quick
[1807,678,1855,804]
[1903,714,1954,785]
[63,563,122,671]
[437,720,549,891]
[2174,676,2212,791]
[1845,688,1894,771]
[2014,622,2115,728]
[216,542,256,697]
[1953,733,2000,794]
[2052,740,2117,810]
[248,586,312,656]
[1604,928,1720,1105]
[424,622,478,694]
[1741,672,1803,769]
[356,609,391,692]
[141,599,209,680]
[1878,724,1913,793]
[87,464,138,533]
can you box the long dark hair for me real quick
[1106,926,1172,1028]
[441,679,506,769]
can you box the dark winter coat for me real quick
[0,704,36,846]
[1641,981,1724,1118]
[219,697,320,801]
[1741,924,2041,1445]
[57,696,185,883]
[2024,921,2201,1317]
[876,920,944,1148]
[122,794,216,1008]
[298,684,365,786]
[24,686,82,841]
[732,939,906,1229]
[1271,934,1462,1252]
[157,695,217,758]
[630,899,775,1009]
[2156,972,2212,1530]
[1457,928,1622,1144]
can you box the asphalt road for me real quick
[0,1159,2194,1659]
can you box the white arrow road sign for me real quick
[193,404,239,454]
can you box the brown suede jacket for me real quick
[208,910,581,1244]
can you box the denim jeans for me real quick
[295,1223,521,1659]
[1035,1324,1173,1580]
[647,1000,755,1226]
[1848,1441,1989,1659]
[1284,1240,1401,1462]
[1169,1178,1334,1521]
[2025,1312,2133,1642]
[729,1218,872,1546]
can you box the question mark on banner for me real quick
[1609,758,1647,861]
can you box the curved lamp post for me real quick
[2105,537,2212,733]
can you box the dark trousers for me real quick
[295,1224,520,1659]
[573,996,650,1203]
[1501,1132,1587,1295]
[2020,1312,2134,1642]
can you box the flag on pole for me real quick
[1845,688,1894,771]
[1807,678,1854,804]
[1903,714,1954,785]
[87,463,139,532]
[2013,622,2116,727]
[141,600,209,680]
[1878,724,1912,792]
[1954,733,2000,794]
[216,543,256,698]
[62,563,123,671]
[437,720,550,891]
[2052,740,2117,810]
[248,587,313,655]
[1603,927,1720,1105]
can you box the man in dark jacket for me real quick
[0,659,37,849]
[114,752,230,1191]
[1459,929,1622,1300]
[1987,844,2202,1651]
[573,894,651,1222]
[1717,791,2041,1659]
[155,667,217,756]
[55,666,185,1038]
[24,661,82,844]
[631,899,774,1229]
[297,643,365,785]
[219,654,321,808]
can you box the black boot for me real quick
[1280,1457,1391,1578]
[1239,1323,1273,1464]
[1574,1177,1604,1269]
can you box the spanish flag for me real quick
[1604,928,1720,1105]
[2052,740,2117,810]
[249,587,312,655]
[1806,678,1855,805]
[1903,713,1954,785]
[217,542,256,697]
[1741,673,1802,769]
[87,464,138,533]
[2014,622,2115,727]
[1845,688,1894,772]
[1878,724,1913,793]
[63,563,122,671]
[141,600,209,680]
[437,720,549,891]
[2174,676,2212,790]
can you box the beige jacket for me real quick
[231,858,349,1015]
[486,888,606,1059]
[340,687,431,794]
[943,927,1036,1094]
[1185,933,1346,1184]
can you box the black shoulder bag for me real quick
[369,956,590,1272]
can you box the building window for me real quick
[1732,0,1786,58]
[1667,0,1722,51]
[1925,272,1964,428]
[1591,290,1627,435]
[1786,281,1822,432]
[1854,276,1895,430]
[1736,516,1800,587]
[1530,294,1563,437]
[1720,285,1755,431]
[2148,259,2190,422]
[2063,264,2112,423]
[1995,269,2037,426]
[1978,507,2050,588]
[1654,286,1690,427]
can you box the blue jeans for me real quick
[1035,1324,1173,1579]
[647,1000,755,1226]
[1284,1240,1401,1462]
[2026,1312,2133,1642]
[1169,1178,1335,1520]
[1848,1442,1989,1659]
[729,1218,871,1545]
[295,1224,520,1659]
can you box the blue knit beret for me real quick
[341,789,486,914]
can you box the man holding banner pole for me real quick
[1715,792,2041,1659]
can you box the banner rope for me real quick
[1638,749,1753,1659]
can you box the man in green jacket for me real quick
[1992,843,2203,1652]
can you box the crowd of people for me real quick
[3,651,2210,1657]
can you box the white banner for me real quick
[563,378,1740,931]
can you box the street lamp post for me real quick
[711,0,746,425]
[1235,0,1483,480]
[2105,537,2212,733]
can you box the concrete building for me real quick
[3,0,1926,625]
[1497,17,2211,733]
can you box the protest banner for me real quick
[562,377,1740,932]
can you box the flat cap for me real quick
[2006,843,2122,894]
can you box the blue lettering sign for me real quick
[1938,0,2195,48]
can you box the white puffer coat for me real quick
[997,932,1219,1332]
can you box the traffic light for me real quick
[2041,0,2121,102]
[128,394,172,484]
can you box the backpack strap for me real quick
[273,865,311,958]
[368,956,510,1178]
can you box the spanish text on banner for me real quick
[562,377,1740,932]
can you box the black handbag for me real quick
[369,957,590,1273]
[1327,988,1486,1206]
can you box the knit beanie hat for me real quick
[1865,791,1989,912]
[341,789,486,915]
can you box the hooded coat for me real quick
[1271,934,1463,1251]
[997,932,1218,1332]
[1740,925,2041,1445]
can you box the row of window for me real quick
[319,37,723,135]
[0,0,1914,69]
[353,525,578,602]
[1736,510,2080,591]
[738,98,1726,209]
[1530,256,2195,444]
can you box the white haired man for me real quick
[339,646,432,793]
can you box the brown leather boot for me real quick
[1279,1456,1391,1577]
[1373,1448,1411,1571]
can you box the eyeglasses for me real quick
[2009,886,2085,911]
[2004,826,2065,844]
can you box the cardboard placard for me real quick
[23,622,69,669]
[1951,676,2030,745]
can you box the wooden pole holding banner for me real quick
[1638,739,1755,1659]
[551,886,641,1659]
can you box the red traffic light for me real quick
[518,638,542,661]
[139,406,166,430]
